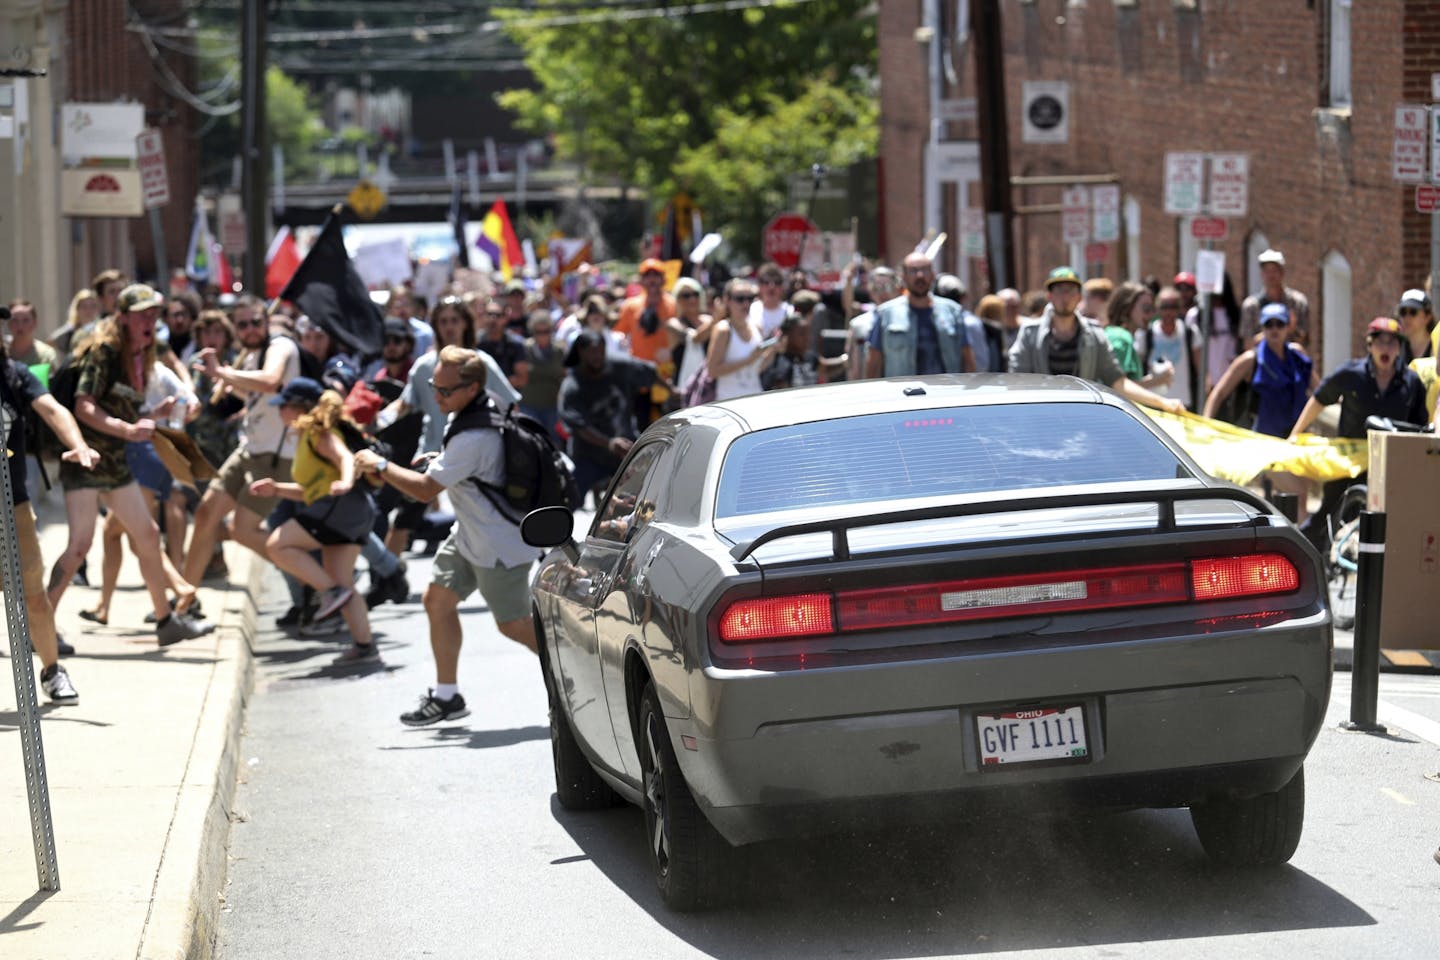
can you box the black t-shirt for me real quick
[558,357,660,464]
[1314,357,1428,438]
[480,332,527,377]
[1,360,49,505]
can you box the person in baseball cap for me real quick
[1045,266,1082,289]
[116,283,164,314]
[269,376,326,408]
[1172,272,1198,315]
[1396,288,1434,366]
[638,258,666,277]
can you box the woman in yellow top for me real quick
[248,377,378,664]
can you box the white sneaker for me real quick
[299,617,347,637]
[41,664,78,704]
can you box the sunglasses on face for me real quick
[1158,302,1182,310]
[234,318,263,330]
[385,335,410,345]
[729,294,756,304]
[760,278,784,286]
[676,291,699,300]
[1400,307,1423,317]
[1262,318,1288,329]
[428,378,471,398]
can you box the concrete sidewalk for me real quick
[0,493,263,960]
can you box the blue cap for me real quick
[320,357,360,397]
[1259,302,1289,325]
[269,376,325,407]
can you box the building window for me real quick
[1328,0,1352,109]
[1321,251,1353,375]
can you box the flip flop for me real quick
[78,609,108,625]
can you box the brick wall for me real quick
[878,0,927,262]
[879,0,1427,366]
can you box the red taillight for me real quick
[718,594,833,643]
[1190,553,1299,600]
[836,563,1190,631]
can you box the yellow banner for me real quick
[1141,409,1368,485]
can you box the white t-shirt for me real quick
[749,300,792,338]
[1146,319,1202,409]
[240,336,301,460]
[425,427,537,570]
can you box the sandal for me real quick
[78,609,108,625]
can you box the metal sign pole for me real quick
[1,402,60,890]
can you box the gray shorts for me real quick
[217,448,293,517]
[430,533,533,623]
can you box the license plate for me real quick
[976,705,1089,768]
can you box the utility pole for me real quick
[971,0,1015,290]
[240,0,267,294]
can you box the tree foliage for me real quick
[497,0,877,257]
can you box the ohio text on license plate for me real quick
[976,705,1089,767]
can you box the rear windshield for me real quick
[715,402,1188,519]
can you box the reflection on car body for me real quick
[522,374,1332,911]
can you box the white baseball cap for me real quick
[1257,249,1286,266]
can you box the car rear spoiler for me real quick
[729,483,1277,563]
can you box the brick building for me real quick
[0,0,199,332]
[880,0,1440,373]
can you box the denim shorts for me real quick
[126,441,173,499]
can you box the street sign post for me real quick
[1091,184,1121,244]
[1417,185,1440,214]
[1190,217,1228,240]
[1207,154,1249,218]
[136,129,170,209]
[762,212,820,270]
[1061,187,1090,244]
[1163,152,1205,215]
[1393,105,1428,182]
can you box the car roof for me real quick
[707,374,1109,432]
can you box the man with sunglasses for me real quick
[183,294,302,592]
[614,258,677,364]
[362,318,415,403]
[864,252,976,378]
[749,262,795,339]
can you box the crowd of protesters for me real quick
[7,241,1433,720]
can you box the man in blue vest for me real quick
[864,252,976,378]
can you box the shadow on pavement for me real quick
[380,723,549,751]
[0,890,55,935]
[0,705,113,731]
[550,798,1375,958]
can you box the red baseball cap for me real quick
[1367,316,1402,337]
[639,258,666,276]
[1173,272,1197,289]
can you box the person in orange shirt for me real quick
[614,258,678,365]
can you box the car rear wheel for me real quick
[639,682,729,911]
[1189,765,1305,866]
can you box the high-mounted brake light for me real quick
[718,594,833,643]
[1190,553,1299,600]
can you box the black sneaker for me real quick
[156,613,212,647]
[400,690,470,726]
[333,642,380,666]
[40,664,78,704]
[276,605,304,627]
[365,564,410,609]
[72,560,89,587]
[56,631,74,657]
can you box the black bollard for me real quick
[1342,511,1387,732]
[1271,492,1299,523]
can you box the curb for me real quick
[135,551,262,960]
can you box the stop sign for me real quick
[762,213,820,269]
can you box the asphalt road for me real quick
[215,554,1440,960]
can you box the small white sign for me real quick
[1208,153,1248,218]
[1430,108,1440,185]
[136,129,170,210]
[1195,249,1226,295]
[938,98,977,122]
[1394,105,1429,182]
[1022,81,1069,145]
[961,208,986,258]
[1432,73,1440,101]
[1061,187,1090,244]
[61,102,144,161]
[1164,152,1205,215]
[1091,184,1121,243]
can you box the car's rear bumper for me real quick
[677,615,1331,845]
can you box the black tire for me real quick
[1190,765,1305,866]
[638,683,730,911]
[542,637,619,810]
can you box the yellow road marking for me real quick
[1381,649,1432,667]
[1380,787,1415,806]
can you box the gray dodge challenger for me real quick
[522,374,1332,911]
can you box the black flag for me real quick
[278,206,384,358]
[449,183,471,269]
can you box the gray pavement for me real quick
[0,493,261,960]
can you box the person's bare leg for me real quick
[164,487,188,568]
[266,521,333,591]
[1265,471,1311,523]
[423,583,463,684]
[230,503,271,558]
[15,504,59,668]
[497,616,538,655]
[184,485,236,586]
[105,484,174,621]
[324,545,370,646]
[384,526,409,557]
[88,509,125,622]
[48,487,100,612]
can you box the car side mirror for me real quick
[522,506,578,560]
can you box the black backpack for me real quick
[5,356,79,491]
[443,398,580,523]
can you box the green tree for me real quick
[497,0,877,256]
[201,66,327,184]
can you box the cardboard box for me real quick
[1367,431,1440,649]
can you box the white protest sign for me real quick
[1394,105,1428,182]
[1195,249,1226,295]
[1091,185,1120,243]
[1164,152,1205,215]
[352,238,413,287]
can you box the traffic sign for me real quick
[1091,184,1120,243]
[762,212,820,269]
[1416,185,1440,214]
[1164,152,1205,215]
[136,129,169,210]
[1393,105,1428,182]
[1061,187,1090,244]
[1190,217,1228,240]
[1208,154,1248,218]
[1084,242,1110,264]
[346,179,387,220]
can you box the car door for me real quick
[553,442,667,772]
